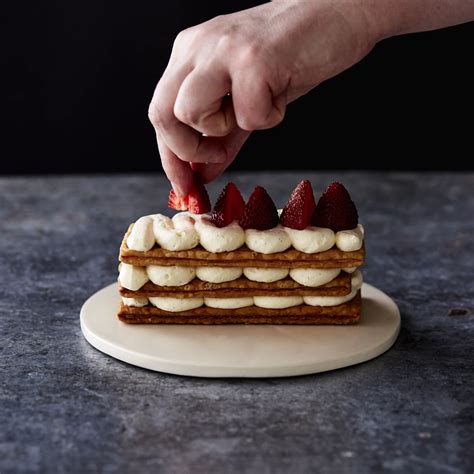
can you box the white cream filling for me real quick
[123,264,361,291]
[126,216,155,251]
[253,296,304,309]
[121,296,149,307]
[196,266,242,283]
[119,263,149,291]
[245,225,291,254]
[350,269,363,290]
[152,214,200,251]
[204,297,254,309]
[304,270,363,306]
[148,297,203,312]
[284,226,336,253]
[146,265,196,286]
[195,217,245,252]
[123,270,363,309]
[336,224,364,252]
[289,268,341,287]
[127,213,364,254]
[303,290,357,307]
[243,267,289,283]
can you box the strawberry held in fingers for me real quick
[280,180,316,230]
[312,182,358,232]
[168,177,211,215]
[168,189,188,211]
[239,186,279,230]
[210,182,246,227]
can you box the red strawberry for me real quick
[168,189,188,211]
[168,176,211,214]
[187,178,211,214]
[280,180,316,230]
[210,182,246,227]
[312,182,358,231]
[239,186,279,230]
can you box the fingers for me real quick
[231,70,287,131]
[196,128,251,183]
[156,134,194,196]
[174,69,236,137]
[149,23,291,193]
[149,70,227,164]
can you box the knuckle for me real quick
[173,102,200,126]
[173,24,206,51]
[148,103,165,128]
[214,25,239,54]
[237,42,264,67]
[173,27,194,47]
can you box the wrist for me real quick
[267,0,379,100]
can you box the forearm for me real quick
[361,0,474,40]
[152,0,473,191]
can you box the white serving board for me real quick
[80,282,400,378]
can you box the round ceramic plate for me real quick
[80,282,400,378]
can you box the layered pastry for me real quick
[118,179,365,324]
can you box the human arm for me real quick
[148,0,474,195]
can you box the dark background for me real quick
[4,1,473,174]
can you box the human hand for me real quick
[148,0,473,195]
[149,1,379,195]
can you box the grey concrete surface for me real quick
[0,172,472,474]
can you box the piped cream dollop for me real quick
[153,214,199,251]
[243,267,289,283]
[304,270,363,306]
[119,263,149,291]
[245,225,291,254]
[335,224,364,252]
[127,213,364,254]
[194,217,245,252]
[146,265,196,286]
[204,297,253,309]
[126,216,155,251]
[121,296,149,307]
[289,268,341,287]
[253,296,304,309]
[148,296,203,312]
[196,266,242,283]
[284,226,336,253]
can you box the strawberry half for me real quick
[312,182,358,231]
[210,182,246,227]
[239,186,279,230]
[168,190,188,211]
[280,180,316,230]
[168,176,211,215]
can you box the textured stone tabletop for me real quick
[0,172,472,474]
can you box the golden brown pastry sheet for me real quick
[119,226,365,269]
[118,292,361,325]
[120,272,351,298]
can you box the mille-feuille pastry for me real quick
[118,179,365,324]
